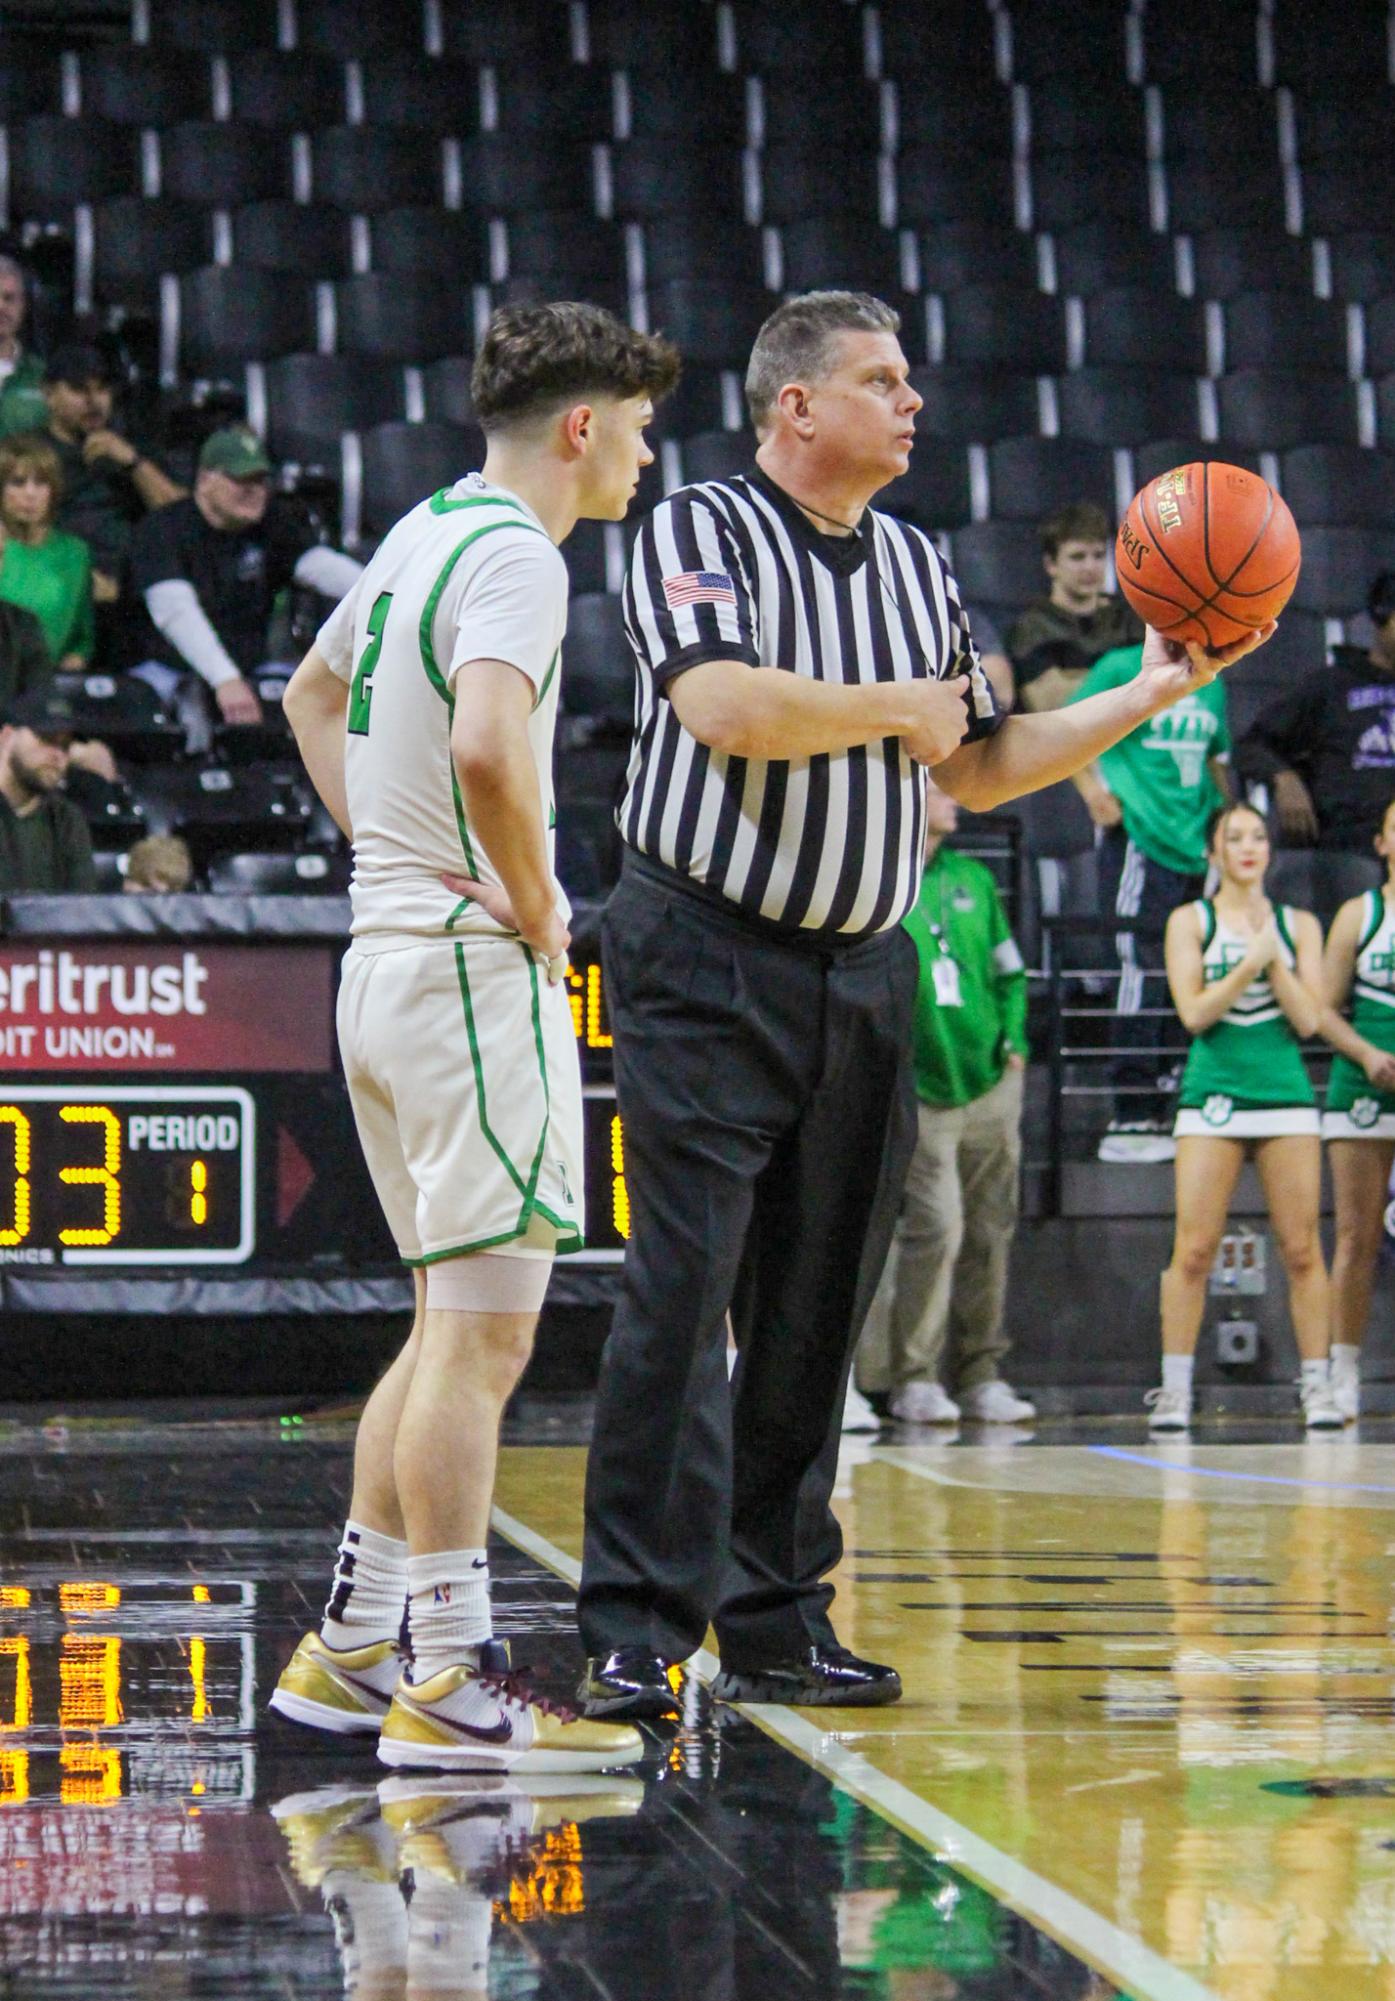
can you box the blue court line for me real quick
[1087,1444,1395,1496]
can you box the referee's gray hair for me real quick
[745,291,901,432]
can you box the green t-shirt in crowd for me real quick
[0,791,97,893]
[0,352,48,438]
[1071,643,1230,875]
[904,845,1029,1108]
[0,530,94,664]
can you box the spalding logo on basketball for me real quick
[1115,462,1301,652]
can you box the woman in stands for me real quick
[1319,796,1395,1422]
[1148,801,1342,1433]
[0,434,93,668]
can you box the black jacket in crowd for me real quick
[1234,646,1395,850]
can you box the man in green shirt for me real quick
[1069,640,1232,1161]
[856,784,1034,1426]
[0,685,98,894]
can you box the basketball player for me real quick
[270,302,679,1771]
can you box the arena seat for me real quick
[1375,377,1395,451]
[1140,4,1260,82]
[555,800,616,899]
[333,274,474,363]
[261,353,406,463]
[1290,94,1395,164]
[730,1,866,74]
[206,850,351,894]
[986,438,1117,521]
[1302,164,1393,236]
[177,266,317,373]
[1215,370,1364,449]
[756,146,884,226]
[0,39,60,119]
[896,155,1017,230]
[879,446,973,532]
[419,358,475,429]
[458,137,598,215]
[369,209,487,283]
[1325,234,1395,304]
[294,0,427,56]
[89,849,129,892]
[908,367,1041,444]
[1005,1,1131,81]
[939,285,1069,371]
[8,117,140,217]
[1081,289,1209,373]
[1223,292,1350,374]
[609,144,745,220]
[224,51,346,126]
[876,0,999,84]
[310,129,445,212]
[587,0,719,70]
[52,671,183,765]
[160,123,295,206]
[1154,84,1279,164]
[494,275,630,320]
[1166,158,1288,234]
[1290,527,1395,615]
[1030,156,1152,233]
[1055,371,1203,447]
[357,421,484,543]
[645,282,774,368]
[436,0,569,62]
[643,365,733,443]
[1269,5,1394,83]
[640,216,765,290]
[88,197,213,313]
[78,47,211,124]
[65,767,149,849]
[491,64,617,141]
[1050,222,1176,297]
[1281,446,1395,530]
[779,217,902,296]
[125,762,314,862]
[143,0,280,49]
[758,77,883,151]
[679,431,753,488]
[949,522,1048,608]
[1186,228,1314,299]
[502,213,627,289]
[1360,300,1395,379]
[1131,438,1265,483]
[1022,79,1145,155]
[560,525,614,599]
[231,202,357,281]
[562,594,632,724]
[620,72,746,146]
[916,224,1039,294]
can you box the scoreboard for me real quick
[0,912,628,1282]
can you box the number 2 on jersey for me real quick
[348,590,392,736]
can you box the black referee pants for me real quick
[578,861,918,1666]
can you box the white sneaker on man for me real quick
[959,1380,1037,1423]
[890,1380,960,1425]
[1098,1121,1176,1164]
[1329,1355,1360,1423]
[1144,1386,1191,1433]
[1299,1376,1345,1431]
[841,1382,881,1433]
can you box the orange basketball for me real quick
[1115,461,1301,651]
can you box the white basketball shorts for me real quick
[337,934,585,1266]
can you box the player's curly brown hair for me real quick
[471,301,680,431]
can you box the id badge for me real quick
[931,955,963,1007]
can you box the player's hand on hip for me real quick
[215,676,263,725]
[439,872,572,977]
[903,675,972,764]
[1138,620,1277,703]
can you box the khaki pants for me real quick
[857,1066,1023,1396]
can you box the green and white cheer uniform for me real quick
[1324,889,1395,1140]
[1174,900,1319,1139]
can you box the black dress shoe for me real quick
[578,1646,680,1719]
[710,1643,902,1707]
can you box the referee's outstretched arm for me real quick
[931,619,1276,812]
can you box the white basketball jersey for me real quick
[316,475,570,940]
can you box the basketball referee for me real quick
[579,291,1273,1717]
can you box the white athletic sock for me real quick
[1331,1343,1361,1377]
[1161,1354,1194,1399]
[1300,1356,1331,1391]
[320,1520,408,1651]
[406,1549,492,1680]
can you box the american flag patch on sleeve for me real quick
[662,570,738,610]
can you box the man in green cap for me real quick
[128,424,361,748]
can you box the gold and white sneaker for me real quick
[270,1631,404,1734]
[269,1785,397,1889]
[377,1640,644,1774]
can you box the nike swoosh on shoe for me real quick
[400,1694,514,1745]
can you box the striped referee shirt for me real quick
[618,466,1002,939]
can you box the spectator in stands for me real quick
[42,343,184,605]
[1149,802,1339,1434]
[965,605,1015,711]
[0,257,48,439]
[855,781,1035,1427]
[1006,502,1141,713]
[122,832,193,895]
[0,435,94,668]
[0,600,52,712]
[1072,639,1233,1163]
[1234,571,1395,921]
[0,684,97,892]
[129,426,362,751]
